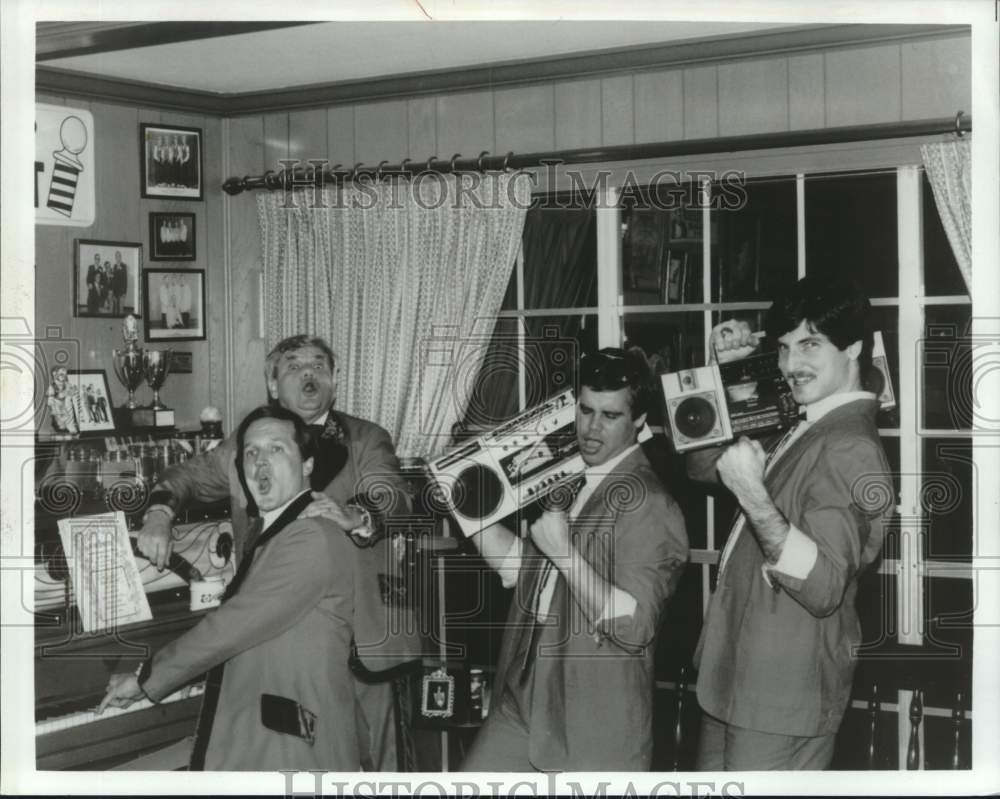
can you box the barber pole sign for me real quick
[35,103,95,227]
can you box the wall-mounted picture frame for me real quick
[143,269,206,342]
[74,239,141,319]
[149,212,196,261]
[63,369,117,434]
[139,123,203,200]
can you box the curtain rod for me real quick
[221,113,971,196]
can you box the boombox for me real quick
[428,388,651,537]
[661,331,895,452]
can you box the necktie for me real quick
[518,475,586,683]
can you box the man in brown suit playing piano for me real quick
[100,406,361,770]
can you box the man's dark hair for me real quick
[264,334,336,382]
[578,346,652,418]
[765,275,874,367]
[235,405,315,515]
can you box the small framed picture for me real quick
[149,212,196,261]
[61,369,117,434]
[143,269,206,342]
[140,123,203,200]
[420,668,455,719]
[74,239,141,318]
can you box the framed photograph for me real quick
[143,269,206,341]
[139,123,203,200]
[74,239,141,318]
[420,668,455,719]
[55,369,117,434]
[149,212,196,261]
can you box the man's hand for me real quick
[710,319,761,364]
[529,510,572,568]
[137,511,174,571]
[716,437,768,504]
[97,672,145,714]
[299,491,365,530]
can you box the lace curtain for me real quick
[257,172,532,458]
[921,138,972,294]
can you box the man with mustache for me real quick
[101,406,362,770]
[688,275,893,770]
[459,348,688,771]
[136,334,417,770]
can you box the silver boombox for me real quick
[428,388,651,537]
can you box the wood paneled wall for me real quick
[35,94,226,431]
[221,32,969,426]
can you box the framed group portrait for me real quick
[149,212,196,261]
[142,269,206,342]
[73,239,141,319]
[139,123,203,200]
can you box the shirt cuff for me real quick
[596,588,638,623]
[497,536,523,589]
[764,524,818,584]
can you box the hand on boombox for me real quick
[709,319,762,364]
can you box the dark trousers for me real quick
[696,711,836,770]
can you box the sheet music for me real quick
[56,512,152,633]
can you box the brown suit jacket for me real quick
[691,398,893,736]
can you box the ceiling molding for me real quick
[36,22,969,117]
[36,21,321,61]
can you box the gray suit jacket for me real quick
[692,398,892,736]
[493,447,689,771]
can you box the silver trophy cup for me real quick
[112,315,145,409]
[143,349,173,410]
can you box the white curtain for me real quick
[257,172,532,458]
[921,138,972,294]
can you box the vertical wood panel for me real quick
[788,53,826,130]
[436,91,494,161]
[901,36,971,121]
[826,43,902,127]
[262,112,290,172]
[718,57,788,136]
[289,107,329,163]
[601,75,634,147]
[554,79,602,151]
[327,106,355,168]
[354,100,409,166]
[494,84,555,155]
[407,97,437,161]
[226,115,267,423]
[634,69,684,144]
[683,66,719,140]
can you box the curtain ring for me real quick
[352,162,365,182]
[503,151,513,172]
[451,153,462,173]
[478,151,489,172]
[261,169,276,189]
[376,160,390,181]
[955,110,966,138]
[400,157,412,176]
[426,155,437,172]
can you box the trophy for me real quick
[112,315,150,428]
[143,349,175,428]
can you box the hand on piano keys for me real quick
[97,671,145,714]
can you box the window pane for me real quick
[870,306,900,430]
[523,314,596,405]
[922,576,973,713]
[522,196,597,310]
[923,305,972,431]
[922,437,973,561]
[922,172,968,297]
[805,170,898,298]
[712,176,797,302]
[621,183,703,306]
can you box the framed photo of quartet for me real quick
[143,269,206,342]
[149,212,196,261]
[139,123,203,200]
[74,239,141,318]
[47,369,117,435]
